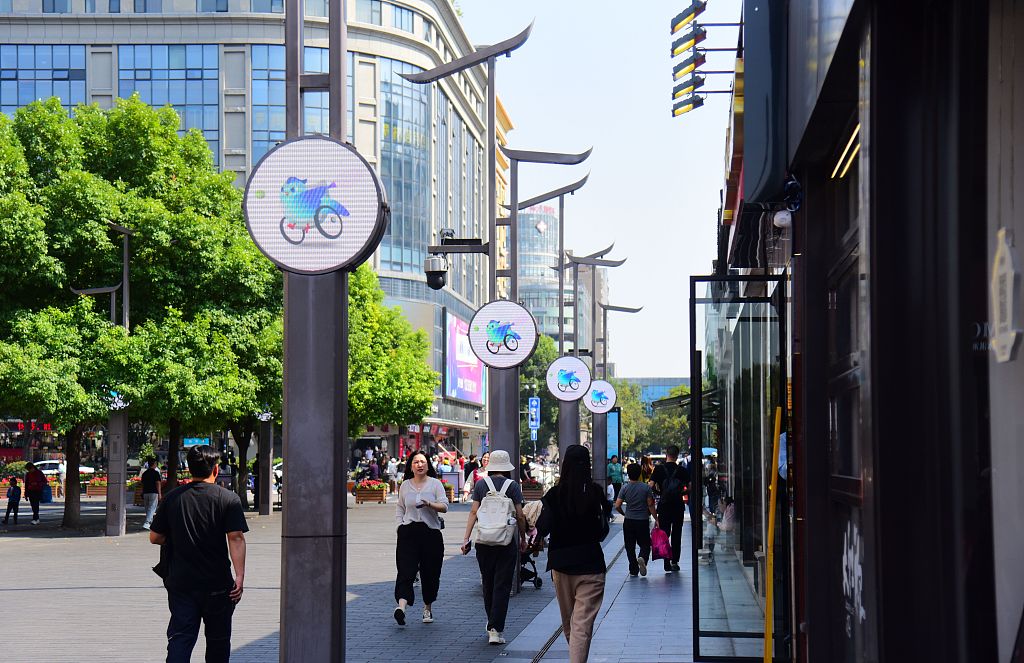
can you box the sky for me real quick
[457,0,743,379]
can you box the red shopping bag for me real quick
[651,527,671,560]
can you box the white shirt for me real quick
[395,477,448,530]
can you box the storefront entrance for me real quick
[689,273,790,661]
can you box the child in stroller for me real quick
[519,499,546,589]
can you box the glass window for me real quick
[0,44,86,118]
[133,0,161,11]
[197,0,227,10]
[393,5,413,32]
[119,44,217,164]
[85,0,96,12]
[423,18,433,42]
[305,0,325,16]
[42,0,70,12]
[356,0,380,24]
[0,0,11,11]
[250,0,282,11]
[109,0,120,11]
[250,45,353,163]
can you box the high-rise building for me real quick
[518,203,559,338]
[0,0,498,456]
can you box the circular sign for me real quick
[583,379,617,414]
[243,135,389,274]
[545,356,592,402]
[468,300,539,369]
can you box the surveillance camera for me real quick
[439,228,456,241]
[424,254,448,290]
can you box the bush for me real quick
[3,461,28,477]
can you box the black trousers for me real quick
[165,587,235,663]
[395,522,444,606]
[3,500,18,523]
[612,483,623,500]
[622,518,652,574]
[26,490,41,521]
[659,512,686,564]
[476,541,517,632]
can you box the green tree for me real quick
[637,384,690,455]
[518,334,559,453]
[348,265,437,434]
[609,378,648,454]
[0,300,141,526]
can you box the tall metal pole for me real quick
[590,265,606,488]
[121,234,130,330]
[280,0,348,658]
[487,56,496,302]
[556,195,576,458]
[258,418,273,516]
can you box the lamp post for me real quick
[497,144,592,479]
[71,221,134,537]
[599,303,643,380]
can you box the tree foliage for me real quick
[635,383,690,455]
[609,378,648,453]
[518,334,560,452]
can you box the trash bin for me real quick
[42,484,53,503]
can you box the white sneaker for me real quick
[422,606,433,623]
[638,557,648,577]
[31,520,38,525]
[488,629,505,645]
[142,523,151,531]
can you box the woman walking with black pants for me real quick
[537,444,611,663]
[460,450,528,645]
[393,450,448,626]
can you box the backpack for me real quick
[661,466,685,510]
[474,476,517,546]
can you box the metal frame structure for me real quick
[688,272,790,662]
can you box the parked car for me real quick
[33,460,95,476]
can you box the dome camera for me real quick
[772,209,792,229]
[424,254,449,290]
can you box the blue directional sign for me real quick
[531,429,538,442]
[528,396,541,430]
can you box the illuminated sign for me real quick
[445,311,485,406]
[545,356,592,403]
[607,408,621,460]
[582,379,617,415]
[243,135,389,274]
[468,300,539,369]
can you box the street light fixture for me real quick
[674,74,705,99]
[671,0,707,33]
[672,26,707,56]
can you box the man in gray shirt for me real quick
[614,463,660,577]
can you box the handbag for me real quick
[651,527,671,560]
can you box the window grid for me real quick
[356,0,380,24]
[392,5,413,32]
[379,57,430,274]
[250,0,282,12]
[0,45,86,118]
[196,0,227,11]
[42,0,70,12]
[133,0,161,11]
[250,45,354,164]
[118,44,218,164]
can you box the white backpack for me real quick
[474,476,517,546]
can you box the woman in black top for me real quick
[536,444,611,663]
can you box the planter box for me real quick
[85,484,107,497]
[355,488,387,504]
[443,486,455,503]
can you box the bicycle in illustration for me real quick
[485,320,521,354]
[590,390,609,407]
[278,176,350,245]
[557,369,582,393]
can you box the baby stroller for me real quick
[519,500,546,589]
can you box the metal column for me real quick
[279,0,348,658]
[104,411,128,536]
[258,419,273,516]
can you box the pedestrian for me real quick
[460,449,527,645]
[606,455,623,500]
[536,444,611,663]
[387,455,399,481]
[393,450,448,626]
[650,444,690,573]
[141,457,162,530]
[3,476,21,525]
[639,455,655,483]
[462,451,489,501]
[57,455,66,499]
[369,457,380,481]
[23,462,46,525]
[149,445,248,663]
[614,463,659,577]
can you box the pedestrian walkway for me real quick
[495,518,696,663]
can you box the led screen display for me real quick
[545,356,592,402]
[583,379,617,414]
[445,311,485,406]
[468,300,539,369]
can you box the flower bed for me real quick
[441,480,455,503]
[521,478,545,501]
[354,479,388,504]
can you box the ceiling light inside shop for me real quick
[831,123,861,179]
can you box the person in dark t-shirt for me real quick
[650,444,691,573]
[150,445,248,663]
[141,458,162,530]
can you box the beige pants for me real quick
[552,571,605,663]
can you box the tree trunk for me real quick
[61,424,84,529]
[166,418,181,491]
[228,423,252,508]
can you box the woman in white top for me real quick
[461,451,490,500]
[393,450,448,626]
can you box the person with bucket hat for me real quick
[460,449,527,645]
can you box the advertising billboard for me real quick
[545,356,592,402]
[445,311,485,406]
[468,300,539,369]
[583,379,617,414]
[607,408,621,460]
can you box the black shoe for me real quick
[664,560,672,573]
[393,607,406,626]
[672,562,681,571]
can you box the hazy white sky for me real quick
[458,0,742,379]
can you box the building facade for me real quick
[683,1,1016,661]
[0,0,499,457]
[620,377,690,415]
